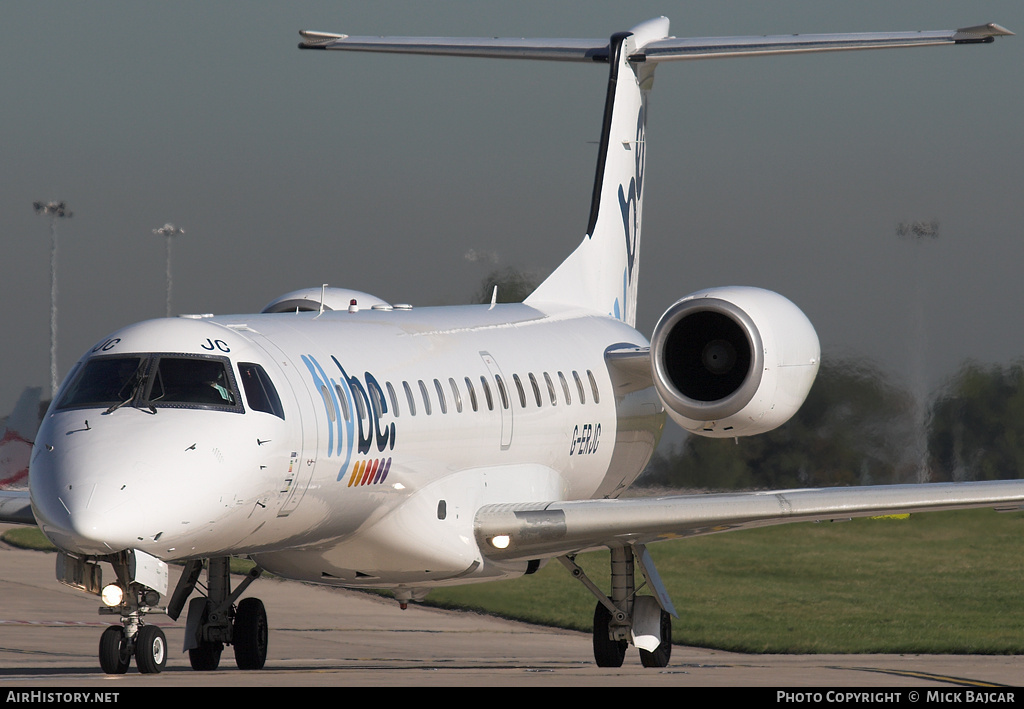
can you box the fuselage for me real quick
[29,302,665,588]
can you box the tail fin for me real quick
[0,387,42,489]
[525,18,669,326]
[300,17,1010,325]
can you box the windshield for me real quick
[57,354,242,413]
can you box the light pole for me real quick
[152,223,185,317]
[33,200,72,399]
[897,219,939,483]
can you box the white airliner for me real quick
[1,17,1019,674]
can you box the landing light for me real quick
[101,583,124,607]
[490,535,511,550]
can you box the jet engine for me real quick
[649,286,819,438]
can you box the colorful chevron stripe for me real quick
[346,457,392,487]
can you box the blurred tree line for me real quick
[641,357,1024,490]
[473,266,1024,489]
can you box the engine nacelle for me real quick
[650,286,819,438]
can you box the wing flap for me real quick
[475,480,1024,561]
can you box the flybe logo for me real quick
[301,354,396,483]
[611,105,645,322]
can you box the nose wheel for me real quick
[135,625,168,673]
[98,625,131,675]
[98,624,167,674]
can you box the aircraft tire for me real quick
[592,602,626,668]
[98,625,130,675]
[233,597,268,670]
[189,639,223,671]
[639,609,672,668]
[135,625,167,674]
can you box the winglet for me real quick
[953,23,1014,43]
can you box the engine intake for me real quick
[651,286,819,438]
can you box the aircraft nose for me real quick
[31,448,155,554]
[29,411,248,557]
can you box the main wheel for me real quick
[99,625,130,674]
[592,602,626,668]
[639,609,672,668]
[189,639,223,671]
[135,625,167,674]
[233,597,268,670]
[188,601,223,671]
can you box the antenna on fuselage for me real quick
[317,284,328,317]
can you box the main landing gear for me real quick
[559,544,676,668]
[57,550,267,674]
[168,556,267,671]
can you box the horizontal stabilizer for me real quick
[299,31,611,61]
[300,21,1013,63]
[639,24,1014,62]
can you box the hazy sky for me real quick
[3,1,1023,423]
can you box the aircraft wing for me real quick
[299,23,1013,61]
[0,490,33,526]
[474,480,1024,562]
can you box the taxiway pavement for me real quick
[1,530,1020,688]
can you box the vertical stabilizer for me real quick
[0,387,42,489]
[525,18,669,325]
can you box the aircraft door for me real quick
[242,329,319,517]
[480,351,513,450]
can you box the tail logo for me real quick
[618,104,645,283]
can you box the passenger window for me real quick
[495,375,509,410]
[448,378,463,413]
[558,371,572,405]
[588,369,600,404]
[434,379,448,414]
[403,381,417,416]
[352,385,367,421]
[368,379,385,418]
[320,385,336,421]
[465,376,478,412]
[479,376,494,411]
[528,373,542,407]
[386,381,400,417]
[238,363,285,419]
[512,373,526,408]
[544,372,557,406]
[573,370,586,405]
[418,380,432,416]
[334,384,351,421]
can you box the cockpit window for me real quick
[238,362,285,419]
[56,356,147,410]
[148,357,237,407]
[56,353,243,414]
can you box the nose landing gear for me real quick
[96,580,170,674]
